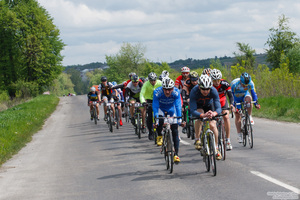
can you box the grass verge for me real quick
[252,96,300,123]
[0,95,59,166]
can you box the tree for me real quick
[265,14,299,69]
[0,0,65,97]
[286,43,300,73]
[233,42,256,69]
[105,42,147,82]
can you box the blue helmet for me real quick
[240,72,251,85]
[111,81,117,86]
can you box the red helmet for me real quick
[181,66,190,73]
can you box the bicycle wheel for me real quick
[166,129,174,173]
[186,123,191,138]
[203,134,210,172]
[154,128,157,145]
[108,109,113,132]
[243,118,247,147]
[115,107,119,129]
[93,107,97,124]
[163,132,169,169]
[218,120,226,160]
[209,133,217,176]
[125,106,130,123]
[137,113,141,139]
[246,115,253,148]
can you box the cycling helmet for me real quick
[199,74,213,89]
[140,77,146,83]
[211,69,222,80]
[202,68,212,76]
[111,81,117,86]
[181,66,190,73]
[90,87,96,92]
[161,70,169,78]
[158,75,163,81]
[128,72,136,79]
[240,72,251,85]
[131,75,139,82]
[101,76,107,82]
[148,72,157,81]
[162,77,175,89]
[189,71,199,81]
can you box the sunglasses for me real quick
[182,72,189,75]
[163,88,173,91]
[132,81,139,83]
[200,87,210,91]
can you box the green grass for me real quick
[0,95,59,166]
[252,96,300,123]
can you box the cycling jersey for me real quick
[152,87,182,121]
[189,86,222,117]
[230,78,258,106]
[213,79,234,107]
[175,75,186,89]
[125,81,143,100]
[87,91,99,101]
[98,82,113,100]
[140,80,162,103]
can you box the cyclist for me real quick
[211,69,234,150]
[98,76,116,122]
[112,81,123,126]
[189,74,223,160]
[140,72,162,140]
[230,72,261,143]
[161,70,169,79]
[153,77,185,163]
[125,75,145,130]
[87,87,101,120]
[175,66,190,90]
[181,71,199,133]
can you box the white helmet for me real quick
[90,87,96,92]
[162,77,175,89]
[199,74,213,89]
[181,66,190,73]
[161,70,169,78]
[148,72,157,81]
[210,69,222,80]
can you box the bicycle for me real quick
[133,102,143,139]
[114,100,122,129]
[105,102,114,133]
[90,101,98,125]
[124,102,130,123]
[216,108,229,160]
[156,113,182,174]
[144,102,157,144]
[191,113,226,176]
[235,101,256,148]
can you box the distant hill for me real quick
[64,62,107,71]
[64,53,269,72]
[168,53,269,70]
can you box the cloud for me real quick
[37,0,300,66]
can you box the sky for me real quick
[37,0,300,66]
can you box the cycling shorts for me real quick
[234,90,251,109]
[196,103,215,113]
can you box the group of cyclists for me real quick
[87,66,260,164]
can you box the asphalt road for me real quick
[0,95,299,200]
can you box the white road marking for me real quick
[180,139,191,145]
[251,171,300,194]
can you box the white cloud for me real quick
[37,0,300,66]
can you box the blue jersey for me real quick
[189,85,222,117]
[152,87,182,119]
[230,78,258,103]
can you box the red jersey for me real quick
[213,79,232,107]
[175,75,186,89]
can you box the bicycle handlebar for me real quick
[190,113,227,121]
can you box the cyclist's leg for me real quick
[244,92,252,115]
[146,100,153,135]
[194,108,204,140]
[102,97,108,119]
[222,101,230,140]
[171,124,179,155]
[96,103,100,118]
[209,120,218,146]
[129,99,136,119]
[117,104,122,124]
[233,96,243,133]
[109,98,115,119]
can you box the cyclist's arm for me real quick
[139,81,147,104]
[227,90,234,105]
[189,89,202,117]
[152,89,159,119]
[112,84,124,90]
[212,87,222,116]
[175,76,181,88]
[250,81,258,105]
[175,90,182,123]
